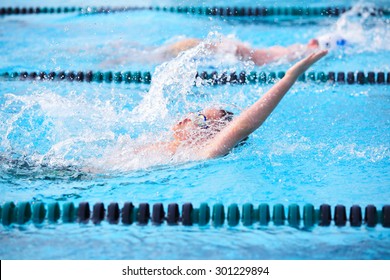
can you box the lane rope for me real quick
[1,201,389,228]
[1,70,389,85]
[0,6,389,17]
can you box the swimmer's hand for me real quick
[286,50,328,79]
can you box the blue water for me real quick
[0,0,389,259]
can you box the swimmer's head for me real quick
[172,108,234,142]
[317,34,347,49]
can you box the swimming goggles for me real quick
[190,113,209,129]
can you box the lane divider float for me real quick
[0,70,151,84]
[1,6,389,17]
[1,70,389,85]
[1,201,389,228]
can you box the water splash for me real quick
[0,88,135,172]
[130,31,222,124]
[317,2,390,52]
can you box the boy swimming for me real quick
[127,50,328,162]
[101,36,319,67]
[163,37,320,66]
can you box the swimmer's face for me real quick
[172,108,232,142]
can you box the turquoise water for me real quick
[0,0,389,259]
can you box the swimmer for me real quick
[162,37,320,66]
[133,50,328,160]
[101,37,319,67]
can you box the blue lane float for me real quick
[1,201,389,228]
[0,71,150,84]
[1,71,389,85]
[153,6,390,17]
[1,6,389,17]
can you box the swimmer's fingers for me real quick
[287,50,328,77]
[295,50,328,71]
[305,49,328,64]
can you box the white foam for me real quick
[317,2,390,52]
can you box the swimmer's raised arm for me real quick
[201,50,328,159]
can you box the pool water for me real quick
[0,0,389,259]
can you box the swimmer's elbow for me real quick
[202,137,248,159]
[200,148,219,159]
[202,138,239,159]
[200,143,227,159]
